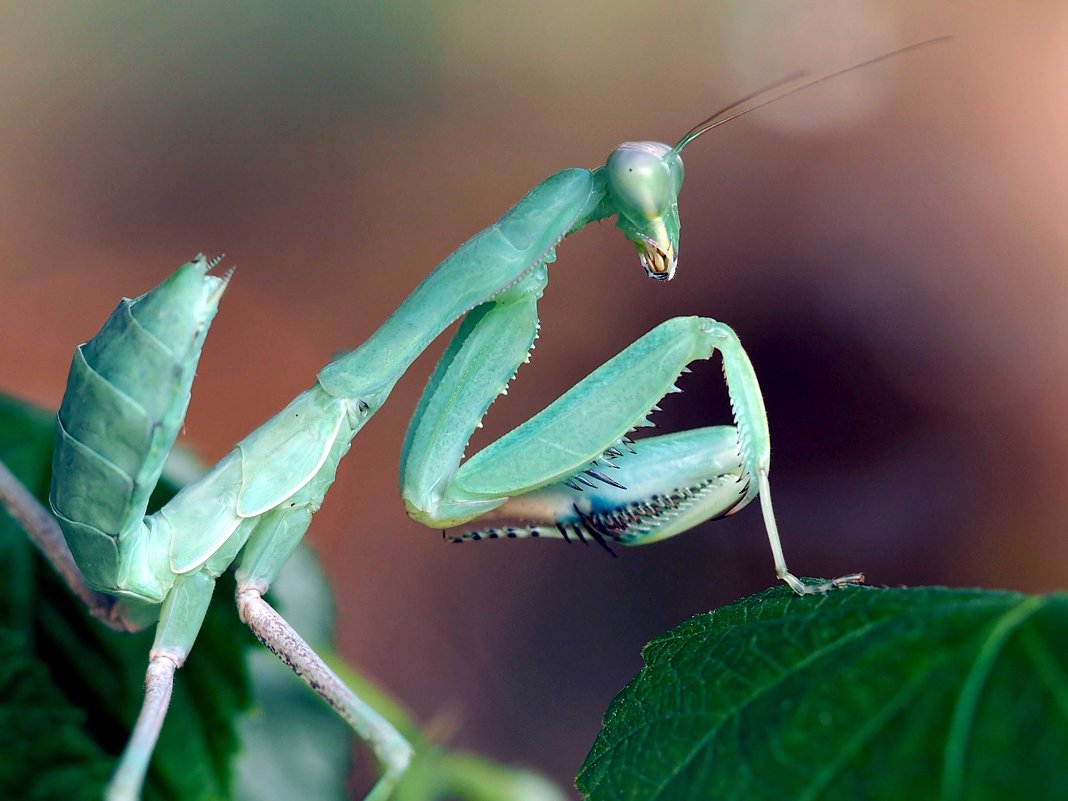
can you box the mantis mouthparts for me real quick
[638,235,676,280]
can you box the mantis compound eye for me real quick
[605,141,684,281]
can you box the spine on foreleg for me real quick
[49,255,228,590]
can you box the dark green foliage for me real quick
[0,631,111,801]
[0,395,254,801]
[579,583,1068,801]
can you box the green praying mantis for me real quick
[0,39,949,801]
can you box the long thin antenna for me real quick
[671,36,951,156]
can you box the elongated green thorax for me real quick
[318,168,604,403]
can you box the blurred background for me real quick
[1,0,1065,793]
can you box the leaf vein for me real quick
[940,595,1046,801]
[647,616,889,800]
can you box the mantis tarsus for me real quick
[0,39,949,801]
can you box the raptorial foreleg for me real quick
[414,315,862,595]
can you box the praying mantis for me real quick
[0,39,948,801]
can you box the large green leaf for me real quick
[578,584,1068,801]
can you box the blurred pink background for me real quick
[2,0,1065,792]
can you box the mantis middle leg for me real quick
[233,439,413,801]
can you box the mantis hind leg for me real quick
[107,572,217,801]
[105,656,177,801]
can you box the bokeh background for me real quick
[2,0,1065,793]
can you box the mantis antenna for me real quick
[671,36,953,156]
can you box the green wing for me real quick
[49,256,226,589]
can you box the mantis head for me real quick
[603,38,949,283]
[605,141,684,281]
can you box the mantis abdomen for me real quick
[49,255,227,589]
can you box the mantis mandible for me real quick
[0,40,948,801]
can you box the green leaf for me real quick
[578,584,1068,801]
[0,394,254,801]
[0,631,111,801]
